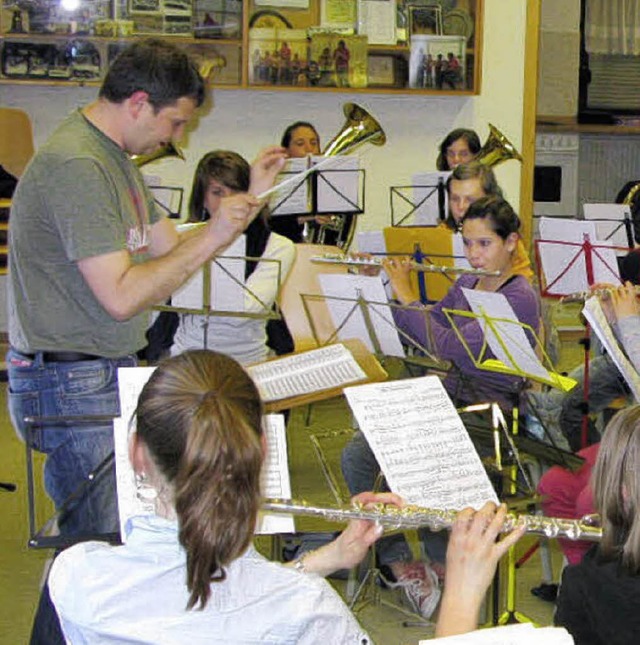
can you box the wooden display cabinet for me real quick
[0,0,482,94]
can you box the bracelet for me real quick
[293,549,316,573]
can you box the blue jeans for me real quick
[341,431,448,567]
[7,349,137,537]
[559,353,629,452]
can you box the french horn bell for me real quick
[476,123,523,168]
[309,102,386,250]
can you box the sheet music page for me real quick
[411,171,451,226]
[419,623,574,645]
[257,414,295,534]
[270,158,309,216]
[247,343,366,402]
[583,203,633,253]
[117,366,157,425]
[210,235,246,312]
[318,273,405,357]
[312,155,360,213]
[344,376,498,509]
[583,297,640,401]
[461,288,550,383]
[452,231,472,270]
[114,416,156,540]
[114,366,157,541]
[355,230,393,298]
[171,235,246,311]
[538,217,620,295]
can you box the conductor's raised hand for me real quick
[206,193,260,250]
[249,145,288,198]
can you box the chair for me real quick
[0,107,35,276]
[0,107,34,490]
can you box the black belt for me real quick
[23,351,103,363]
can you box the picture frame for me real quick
[409,34,465,90]
[407,3,443,37]
[367,55,405,88]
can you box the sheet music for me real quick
[582,297,640,401]
[355,230,393,298]
[312,155,360,213]
[461,288,549,383]
[411,171,451,226]
[538,217,620,295]
[115,368,297,540]
[318,273,405,357]
[117,366,157,424]
[270,158,309,216]
[257,414,295,534]
[247,343,366,402]
[583,203,633,253]
[420,623,574,645]
[344,376,498,509]
[172,236,246,311]
[113,416,155,539]
[452,231,472,270]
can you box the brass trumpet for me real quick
[262,498,602,542]
[311,253,501,277]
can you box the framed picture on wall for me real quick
[409,34,465,90]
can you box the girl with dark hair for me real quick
[49,350,397,642]
[436,127,482,171]
[272,122,347,245]
[171,150,295,364]
[388,195,538,406]
[341,197,539,616]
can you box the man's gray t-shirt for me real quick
[8,109,162,357]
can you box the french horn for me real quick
[307,102,387,251]
[131,141,185,168]
[476,123,523,168]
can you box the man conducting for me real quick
[7,38,285,539]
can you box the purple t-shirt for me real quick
[394,274,540,410]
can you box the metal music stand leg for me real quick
[309,430,433,628]
[497,408,536,626]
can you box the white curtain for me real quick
[586,0,640,55]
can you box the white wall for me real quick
[0,0,529,330]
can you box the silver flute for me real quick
[262,498,602,542]
[560,285,640,304]
[311,253,501,277]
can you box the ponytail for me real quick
[135,350,263,609]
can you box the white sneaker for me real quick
[383,561,441,619]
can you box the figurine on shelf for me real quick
[10,8,26,33]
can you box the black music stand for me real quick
[24,414,121,550]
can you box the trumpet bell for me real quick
[476,123,522,168]
[131,141,185,167]
[322,102,386,158]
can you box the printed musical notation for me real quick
[583,296,640,402]
[344,375,498,510]
[114,368,295,539]
[247,344,366,402]
[257,414,295,534]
